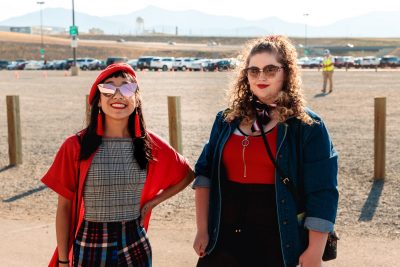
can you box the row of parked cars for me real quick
[298,55,400,69]
[0,56,239,72]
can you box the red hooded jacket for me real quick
[41,131,190,267]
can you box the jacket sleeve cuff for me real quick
[304,217,334,233]
[191,175,210,189]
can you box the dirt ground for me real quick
[0,69,399,266]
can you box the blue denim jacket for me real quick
[193,108,339,267]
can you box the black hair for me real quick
[79,70,153,169]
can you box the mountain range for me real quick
[1,5,400,37]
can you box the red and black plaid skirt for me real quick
[73,219,152,267]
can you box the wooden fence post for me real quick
[6,95,22,165]
[374,97,386,180]
[167,96,182,154]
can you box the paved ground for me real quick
[1,218,399,267]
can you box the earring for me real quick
[134,111,141,138]
[96,109,104,136]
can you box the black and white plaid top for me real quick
[83,138,147,222]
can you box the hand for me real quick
[140,200,157,226]
[193,230,209,257]
[298,247,323,267]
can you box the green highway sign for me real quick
[69,26,78,36]
[40,48,45,55]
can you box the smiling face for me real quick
[98,75,137,123]
[247,52,285,104]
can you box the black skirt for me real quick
[197,180,285,267]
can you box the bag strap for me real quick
[255,112,305,214]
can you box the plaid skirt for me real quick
[73,219,152,267]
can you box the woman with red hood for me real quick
[41,63,194,267]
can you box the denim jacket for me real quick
[193,108,339,267]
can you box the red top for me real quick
[41,131,190,267]
[223,127,277,184]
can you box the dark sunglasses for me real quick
[245,65,284,79]
[97,82,138,98]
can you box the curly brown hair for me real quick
[225,35,313,125]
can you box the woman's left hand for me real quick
[298,246,323,267]
[140,200,157,226]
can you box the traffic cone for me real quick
[14,71,19,79]
[43,71,48,79]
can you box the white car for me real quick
[360,56,380,68]
[190,59,211,71]
[127,59,138,70]
[150,57,175,71]
[24,60,44,70]
[173,58,183,71]
[76,58,96,70]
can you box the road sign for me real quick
[71,39,78,48]
[40,48,45,55]
[69,26,78,36]
[304,49,309,55]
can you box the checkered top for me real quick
[83,138,147,222]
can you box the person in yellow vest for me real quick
[322,49,335,93]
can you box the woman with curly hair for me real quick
[192,36,338,267]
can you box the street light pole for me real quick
[72,0,76,67]
[70,0,79,76]
[37,1,45,61]
[303,13,309,56]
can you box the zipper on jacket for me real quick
[242,135,249,177]
[275,123,288,267]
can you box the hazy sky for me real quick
[2,0,399,26]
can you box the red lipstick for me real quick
[257,84,269,89]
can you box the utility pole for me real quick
[303,13,310,56]
[37,1,45,61]
[70,0,79,76]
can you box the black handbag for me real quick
[255,112,338,261]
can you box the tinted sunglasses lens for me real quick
[119,83,138,97]
[247,67,260,78]
[98,84,115,95]
[263,65,280,77]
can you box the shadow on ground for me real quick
[358,180,384,222]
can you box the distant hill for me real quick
[1,6,400,37]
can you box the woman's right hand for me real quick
[193,230,209,257]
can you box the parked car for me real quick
[53,60,68,70]
[379,55,398,68]
[334,56,355,68]
[7,61,18,70]
[205,59,220,71]
[0,60,9,70]
[306,57,323,69]
[150,57,175,71]
[173,58,183,71]
[354,57,363,69]
[24,60,44,70]
[77,58,96,70]
[360,56,380,68]
[181,58,195,71]
[127,59,138,70]
[216,59,236,71]
[88,59,106,70]
[137,56,154,70]
[297,57,309,67]
[191,59,211,71]
[106,56,128,66]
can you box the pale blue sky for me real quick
[2,0,399,26]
